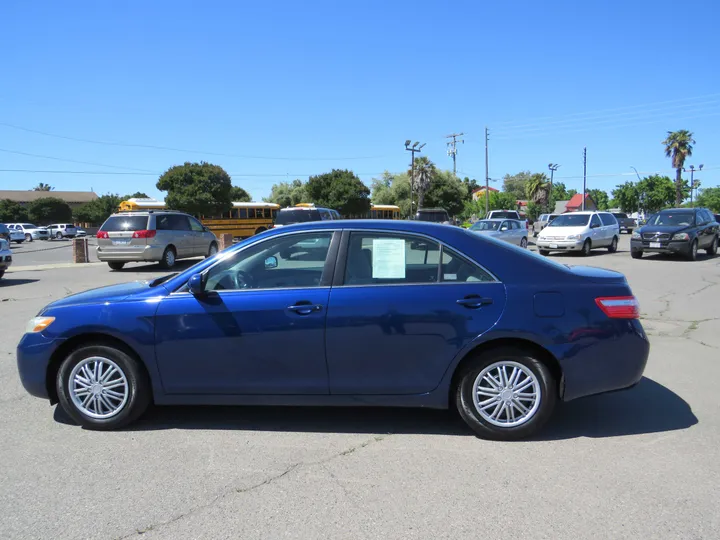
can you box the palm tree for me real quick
[408,156,436,210]
[525,173,551,206]
[662,130,695,205]
[33,183,54,191]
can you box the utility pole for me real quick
[548,163,560,190]
[405,140,425,218]
[684,164,703,205]
[446,132,464,175]
[582,147,587,211]
[484,127,490,215]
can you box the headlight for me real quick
[672,233,690,241]
[25,317,55,333]
[631,231,641,239]
[566,234,582,240]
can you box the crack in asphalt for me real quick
[114,434,387,539]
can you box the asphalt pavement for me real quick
[1,234,718,540]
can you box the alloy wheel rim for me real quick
[521,238,527,248]
[166,250,175,266]
[472,361,541,427]
[68,357,129,419]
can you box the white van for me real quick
[536,211,619,256]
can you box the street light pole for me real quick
[548,163,560,190]
[405,140,425,218]
[684,164,703,205]
[582,147,587,211]
[630,166,642,182]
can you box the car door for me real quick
[154,230,338,394]
[156,214,192,258]
[187,216,210,256]
[511,220,524,245]
[589,214,603,245]
[697,210,713,248]
[324,230,506,395]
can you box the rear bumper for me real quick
[558,319,649,401]
[96,244,165,262]
[630,239,691,255]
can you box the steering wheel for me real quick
[231,269,255,290]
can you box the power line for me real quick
[0,148,157,173]
[0,168,391,177]
[445,132,464,174]
[0,121,390,161]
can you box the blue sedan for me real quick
[16,220,649,440]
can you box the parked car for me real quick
[469,219,528,248]
[47,223,78,239]
[16,220,649,440]
[75,228,87,237]
[714,214,720,224]
[415,208,451,224]
[273,206,337,227]
[485,209,528,229]
[96,211,218,270]
[630,207,719,261]
[536,211,620,256]
[0,224,10,242]
[0,237,11,279]
[7,223,50,242]
[612,212,636,234]
[7,227,25,244]
[532,214,559,237]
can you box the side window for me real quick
[320,210,332,221]
[700,210,712,224]
[169,215,190,231]
[590,214,602,228]
[344,232,440,285]
[204,232,333,291]
[188,217,205,232]
[599,213,615,226]
[441,247,495,283]
[511,221,520,230]
[499,221,509,231]
[155,215,172,231]
[238,208,247,219]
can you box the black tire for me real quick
[454,346,557,441]
[631,250,643,259]
[207,242,218,258]
[627,229,633,235]
[581,239,591,256]
[25,233,32,242]
[0,270,4,280]
[520,237,528,249]
[608,236,618,253]
[706,236,718,256]
[108,262,125,271]
[160,246,177,269]
[538,249,550,256]
[56,232,63,239]
[687,240,698,261]
[56,344,151,430]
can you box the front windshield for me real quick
[21,224,39,229]
[470,220,501,231]
[275,210,318,225]
[548,214,590,227]
[648,212,695,227]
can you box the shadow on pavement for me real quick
[0,278,40,287]
[54,377,696,440]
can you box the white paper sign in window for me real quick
[372,238,406,279]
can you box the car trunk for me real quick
[98,215,150,252]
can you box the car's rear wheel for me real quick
[25,233,32,242]
[520,237,528,249]
[160,246,176,269]
[207,242,218,258]
[608,236,618,253]
[56,344,151,430]
[631,250,643,259]
[688,240,698,261]
[538,249,549,256]
[56,232,63,239]
[455,347,557,441]
[108,262,125,271]
[581,239,591,256]
[706,236,718,256]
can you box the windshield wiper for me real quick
[148,273,178,287]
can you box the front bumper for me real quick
[17,333,64,399]
[630,238,691,255]
[536,238,585,251]
[96,244,165,262]
[0,253,11,271]
[31,232,49,240]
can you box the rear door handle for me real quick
[287,303,323,315]
[456,295,493,309]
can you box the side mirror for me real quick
[500,227,508,232]
[264,256,278,269]
[188,273,205,296]
[591,223,600,229]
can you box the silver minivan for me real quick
[96,211,218,270]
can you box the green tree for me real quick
[265,179,307,207]
[567,189,578,198]
[695,187,720,212]
[0,199,29,222]
[306,169,371,216]
[502,171,533,199]
[74,194,124,224]
[229,186,252,202]
[612,182,640,213]
[550,182,569,201]
[27,197,72,224]
[637,174,681,213]
[489,191,519,211]
[408,156,437,210]
[156,162,232,216]
[126,192,149,199]
[588,189,610,210]
[662,130,695,205]
[370,172,395,205]
[33,183,54,191]
[462,177,480,199]
[424,170,467,216]
[525,173,551,205]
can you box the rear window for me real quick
[275,209,320,225]
[489,211,518,219]
[21,224,38,229]
[416,210,450,222]
[612,213,627,219]
[101,215,148,232]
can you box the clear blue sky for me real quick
[1,0,719,201]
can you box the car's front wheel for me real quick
[688,239,698,261]
[108,262,125,271]
[608,236,618,253]
[538,249,549,256]
[631,250,643,259]
[56,344,151,430]
[581,239,591,256]
[56,232,63,239]
[706,236,718,256]
[455,347,557,441]
[25,233,32,242]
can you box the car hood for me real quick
[540,225,587,237]
[638,225,688,235]
[43,281,161,310]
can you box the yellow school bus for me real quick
[118,198,166,212]
[370,204,401,219]
[200,202,280,239]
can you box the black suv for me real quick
[630,207,719,261]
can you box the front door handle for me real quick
[287,302,323,315]
[456,295,493,309]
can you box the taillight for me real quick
[97,231,109,239]
[595,296,640,319]
[132,230,157,239]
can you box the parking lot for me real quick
[1,234,718,540]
